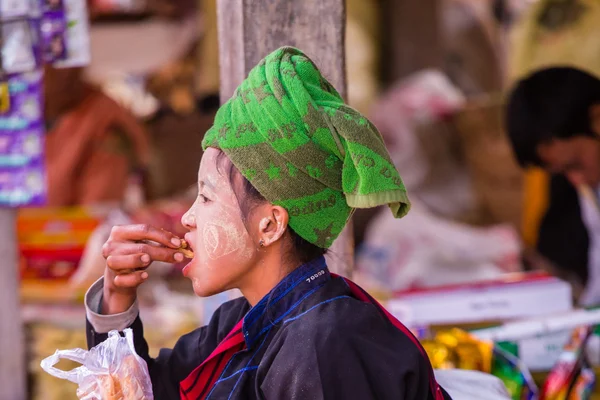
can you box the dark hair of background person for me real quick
[506,67,600,167]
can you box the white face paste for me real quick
[198,171,253,262]
[183,148,267,297]
[203,215,247,259]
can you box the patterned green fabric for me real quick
[202,47,409,248]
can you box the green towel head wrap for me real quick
[202,47,410,248]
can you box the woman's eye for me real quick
[199,194,210,203]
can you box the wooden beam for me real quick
[0,209,26,400]
[381,0,442,83]
[216,0,354,277]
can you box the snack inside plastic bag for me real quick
[40,328,153,400]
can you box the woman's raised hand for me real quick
[101,224,184,314]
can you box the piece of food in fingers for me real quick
[179,239,194,259]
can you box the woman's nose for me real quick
[181,207,196,230]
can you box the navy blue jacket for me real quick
[87,257,450,399]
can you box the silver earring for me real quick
[259,239,265,247]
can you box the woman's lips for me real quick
[182,256,194,276]
[182,262,192,277]
[182,233,195,252]
[181,233,196,277]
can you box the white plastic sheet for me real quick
[435,369,511,400]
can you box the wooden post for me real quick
[0,209,26,400]
[380,0,442,83]
[216,0,354,277]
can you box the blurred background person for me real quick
[44,65,151,207]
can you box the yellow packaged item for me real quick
[422,328,494,373]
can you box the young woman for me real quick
[86,47,450,399]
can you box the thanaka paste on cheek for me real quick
[199,173,254,262]
[203,217,245,259]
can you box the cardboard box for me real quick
[388,272,573,327]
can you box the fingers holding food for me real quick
[109,224,182,249]
[102,225,187,312]
[106,254,151,272]
[104,242,185,265]
[112,270,150,290]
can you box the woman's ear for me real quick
[258,206,289,247]
[590,103,600,137]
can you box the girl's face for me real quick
[537,137,600,188]
[181,148,261,297]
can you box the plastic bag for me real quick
[0,71,47,206]
[356,201,521,292]
[2,21,36,74]
[52,0,91,68]
[369,70,475,220]
[40,329,154,400]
